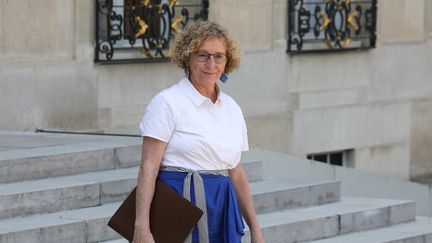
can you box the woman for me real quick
[133,21,265,243]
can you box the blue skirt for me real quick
[157,171,245,243]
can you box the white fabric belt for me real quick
[159,165,229,243]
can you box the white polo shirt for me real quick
[139,77,249,170]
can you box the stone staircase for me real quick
[0,133,431,243]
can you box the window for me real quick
[94,0,209,64]
[287,0,377,53]
[307,149,354,167]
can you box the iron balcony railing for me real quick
[95,0,209,64]
[287,0,377,53]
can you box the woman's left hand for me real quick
[251,229,265,243]
[229,164,265,243]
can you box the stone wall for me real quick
[411,100,432,178]
[428,0,432,36]
[0,0,98,131]
[0,0,431,180]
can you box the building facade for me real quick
[0,0,431,181]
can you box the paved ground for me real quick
[0,130,142,159]
[0,131,91,152]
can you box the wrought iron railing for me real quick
[287,0,377,53]
[94,0,209,64]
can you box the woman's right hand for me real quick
[132,227,155,243]
[133,137,167,243]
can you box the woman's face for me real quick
[187,37,227,86]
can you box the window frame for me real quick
[94,0,209,64]
[287,0,378,53]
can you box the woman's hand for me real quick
[229,164,265,243]
[132,226,155,243]
[133,137,167,243]
[251,229,265,243]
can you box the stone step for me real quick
[0,133,263,185]
[0,203,119,243]
[0,136,142,183]
[99,179,340,243]
[241,197,416,243]
[250,180,340,214]
[242,160,262,182]
[309,216,432,243]
[101,217,432,243]
[0,197,415,243]
[0,160,263,219]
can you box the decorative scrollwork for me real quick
[134,16,149,38]
[98,0,113,15]
[288,0,377,53]
[181,8,190,24]
[98,41,114,60]
[108,11,123,45]
[95,0,208,64]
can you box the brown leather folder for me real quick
[108,180,203,243]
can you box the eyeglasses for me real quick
[194,51,227,64]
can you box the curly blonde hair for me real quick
[170,21,240,74]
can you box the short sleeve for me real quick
[139,94,175,142]
[241,114,249,152]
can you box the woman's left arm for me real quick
[229,163,265,243]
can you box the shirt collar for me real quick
[179,77,222,106]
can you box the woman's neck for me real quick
[189,78,219,103]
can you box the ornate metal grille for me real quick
[287,0,377,53]
[95,0,209,64]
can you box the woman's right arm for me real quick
[132,136,167,243]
